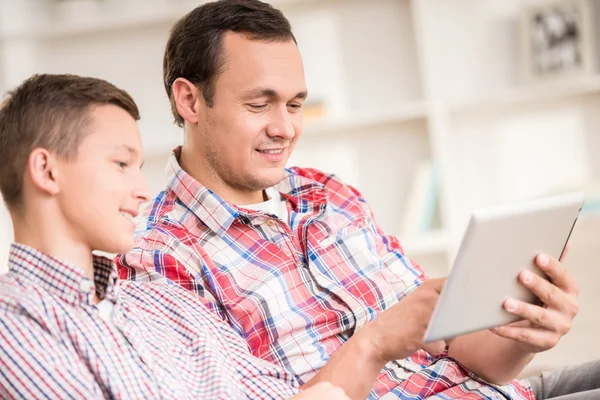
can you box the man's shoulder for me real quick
[138,188,179,225]
[133,189,196,245]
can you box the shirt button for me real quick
[266,219,276,226]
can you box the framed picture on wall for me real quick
[520,0,597,82]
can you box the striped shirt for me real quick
[117,148,534,399]
[0,243,298,399]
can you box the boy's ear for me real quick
[172,77,203,124]
[28,148,60,196]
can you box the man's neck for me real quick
[179,145,265,205]
[12,209,95,283]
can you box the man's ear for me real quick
[172,77,205,124]
[27,148,60,196]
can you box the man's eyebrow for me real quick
[241,88,308,101]
[294,90,308,100]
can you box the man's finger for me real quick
[519,269,573,313]
[503,299,571,334]
[490,325,559,351]
[535,254,579,297]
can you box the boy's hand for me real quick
[491,253,579,353]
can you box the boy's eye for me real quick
[115,161,128,169]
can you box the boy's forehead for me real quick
[83,105,142,151]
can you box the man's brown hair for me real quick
[0,73,140,210]
[163,0,296,127]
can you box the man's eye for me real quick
[115,161,128,169]
[249,104,267,110]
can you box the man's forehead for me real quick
[218,33,305,97]
[221,32,303,71]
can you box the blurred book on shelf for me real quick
[302,101,326,122]
[401,160,440,238]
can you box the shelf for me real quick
[400,229,449,257]
[303,101,429,137]
[449,74,600,114]
[0,0,324,40]
[0,0,203,40]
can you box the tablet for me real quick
[423,192,584,343]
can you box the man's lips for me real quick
[256,147,287,162]
[256,148,286,154]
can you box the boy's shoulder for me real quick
[0,273,45,320]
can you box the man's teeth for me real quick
[259,149,283,154]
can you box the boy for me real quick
[0,73,346,399]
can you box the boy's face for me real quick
[55,105,149,254]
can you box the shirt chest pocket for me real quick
[307,218,414,311]
[308,222,384,287]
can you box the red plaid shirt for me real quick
[0,243,298,399]
[118,148,534,399]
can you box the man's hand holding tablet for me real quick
[490,250,579,354]
[424,192,583,345]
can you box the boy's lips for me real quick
[119,209,138,228]
[119,209,138,218]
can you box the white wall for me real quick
[0,200,12,273]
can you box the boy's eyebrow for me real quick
[113,145,139,155]
[241,88,308,101]
[113,145,144,166]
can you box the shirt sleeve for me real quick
[0,312,103,400]
[116,242,228,321]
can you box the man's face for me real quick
[197,32,307,194]
[55,105,150,254]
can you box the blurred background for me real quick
[0,0,598,377]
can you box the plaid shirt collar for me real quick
[165,147,330,236]
[8,242,119,305]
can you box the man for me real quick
[0,73,348,399]
[117,1,598,398]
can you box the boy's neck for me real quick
[12,210,96,284]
